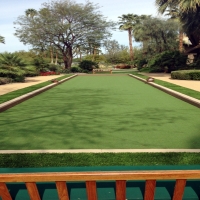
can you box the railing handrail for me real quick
[0,170,200,182]
[1,170,200,200]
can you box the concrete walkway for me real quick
[0,149,200,154]
[0,75,65,95]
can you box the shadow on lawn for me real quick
[0,84,200,149]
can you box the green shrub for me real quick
[33,57,49,71]
[148,51,188,73]
[61,68,71,74]
[0,52,26,67]
[24,66,39,77]
[171,70,200,80]
[79,60,98,72]
[135,59,148,71]
[48,64,60,72]
[71,67,82,73]
[14,75,25,82]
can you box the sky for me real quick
[0,0,159,53]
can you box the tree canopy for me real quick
[155,0,200,56]
[14,0,114,68]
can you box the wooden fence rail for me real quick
[0,170,200,200]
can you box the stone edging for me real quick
[0,149,200,154]
[129,74,200,108]
[0,74,78,113]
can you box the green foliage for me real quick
[79,60,98,71]
[33,56,49,71]
[171,70,200,80]
[13,76,25,82]
[148,51,188,72]
[14,0,114,68]
[71,67,82,73]
[0,52,26,67]
[0,65,26,81]
[24,66,39,77]
[135,58,148,71]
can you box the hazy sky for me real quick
[0,0,159,53]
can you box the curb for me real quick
[0,74,78,113]
[129,74,200,108]
[0,149,200,154]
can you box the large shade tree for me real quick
[132,17,179,56]
[14,0,114,69]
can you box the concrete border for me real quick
[0,74,78,113]
[0,149,200,154]
[129,74,200,108]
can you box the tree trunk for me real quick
[63,48,73,69]
[50,45,54,64]
[179,30,184,53]
[128,28,134,61]
[55,50,58,65]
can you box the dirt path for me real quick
[143,73,200,92]
[0,75,65,95]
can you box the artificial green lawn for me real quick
[0,75,199,149]
[1,153,200,167]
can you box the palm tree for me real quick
[25,9,38,19]
[0,35,5,44]
[118,14,139,61]
[165,7,184,52]
[155,0,200,53]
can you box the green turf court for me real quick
[0,75,199,150]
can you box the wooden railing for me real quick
[0,170,200,200]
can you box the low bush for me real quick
[71,67,82,73]
[0,77,13,85]
[148,51,188,73]
[135,59,148,71]
[24,66,39,77]
[14,75,25,82]
[171,70,200,80]
[79,60,98,71]
[61,68,71,74]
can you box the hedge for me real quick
[171,70,200,80]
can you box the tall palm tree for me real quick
[0,35,5,44]
[118,14,139,61]
[155,0,200,52]
[165,7,184,52]
[25,9,38,19]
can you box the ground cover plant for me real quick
[0,153,200,168]
[0,74,70,104]
[0,76,199,150]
